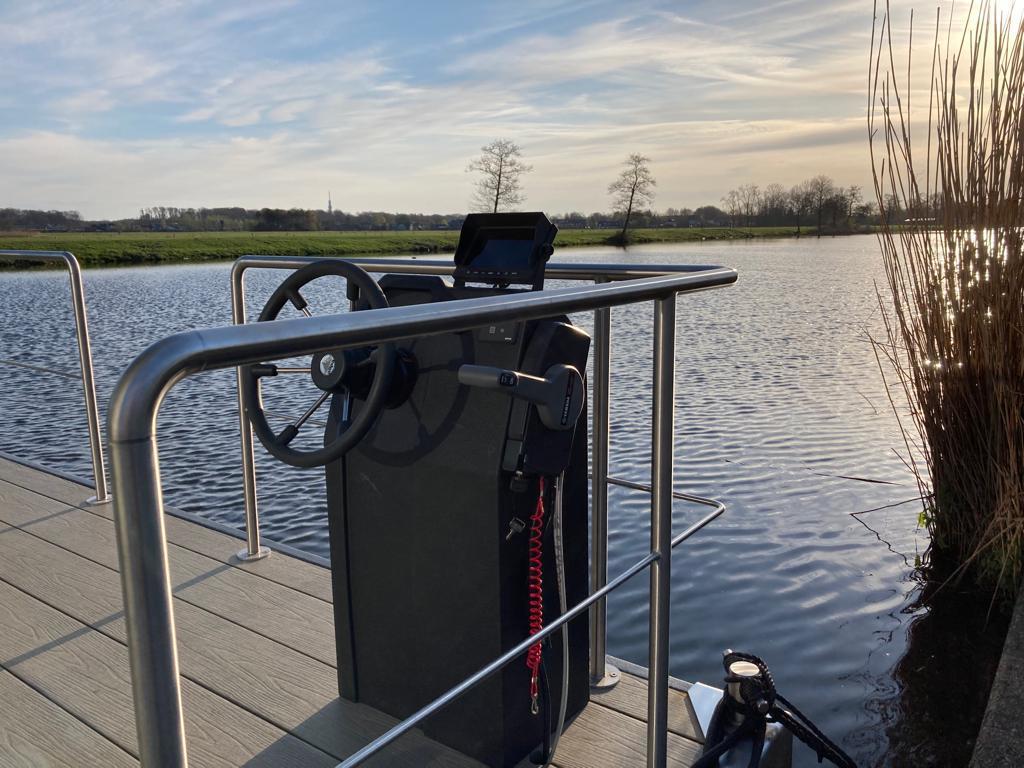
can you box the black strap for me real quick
[692,651,858,768]
[692,713,758,768]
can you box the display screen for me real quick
[453,213,556,288]
[467,237,535,271]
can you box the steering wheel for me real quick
[241,260,396,468]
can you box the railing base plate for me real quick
[85,495,113,506]
[590,663,621,690]
[236,546,271,562]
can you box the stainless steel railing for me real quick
[590,297,615,687]
[0,250,110,505]
[108,267,735,767]
[229,257,726,560]
[228,255,725,684]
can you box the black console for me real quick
[245,213,591,768]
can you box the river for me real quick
[0,235,997,766]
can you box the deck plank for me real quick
[0,457,705,767]
[0,580,336,768]
[551,702,702,768]
[591,667,703,743]
[0,456,332,601]
[0,669,137,768]
[0,492,483,767]
[0,477,336,666]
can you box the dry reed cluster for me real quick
[870,2,1024,595]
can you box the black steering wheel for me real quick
[241,260,396,468]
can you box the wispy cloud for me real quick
[0,0,954,218]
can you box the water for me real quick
[0,236,995,766]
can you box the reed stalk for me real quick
[869,1,1024,596]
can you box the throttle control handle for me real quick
[457,363,584,431]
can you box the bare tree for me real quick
[736,184,761,226]
[722,184,762,226]
[845,185,862,221]
[762,183,789,222]
[789,181,815,234]
[466,139,532,213]
[609,154,656,240]
[807,174,835,235]
[721,188,741,225]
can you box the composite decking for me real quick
[0,456,704,767]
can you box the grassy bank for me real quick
[0,226,812,268]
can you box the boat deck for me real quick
[0,456,704,767]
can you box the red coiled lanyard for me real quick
[525,476,546,714]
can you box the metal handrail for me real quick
[605,474,728,518]
[0,250,110,504]
[228,256,726,561]
[108,267,735,767]
[228,255,729,684]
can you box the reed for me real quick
[869,2,1024,595]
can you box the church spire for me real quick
[327,191,333,214]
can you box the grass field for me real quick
[0,226,808,268]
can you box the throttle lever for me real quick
[457,363,584,431]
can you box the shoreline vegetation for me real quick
[870,4,1024,597]
[0,225,868,269]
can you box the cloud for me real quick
[447,10,844,99]
[0,0,310,116]
[0,131,347,216]
[0,0,960,217]
[0,114,874,220]
[54,89,117,114]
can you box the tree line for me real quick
[0,208,83,231]
[0,198,888,234]
[718,177,878,232]
[137,207,466,232]
[3,162,902,234]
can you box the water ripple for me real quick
[0,237,933,765]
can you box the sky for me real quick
[0,0,959,219]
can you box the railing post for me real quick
[64,254,111,505]
[647,294,676,768]
[0,250,110,505]
[589,299,619,688]
[230,265,270,561]
[109,435,188,767]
